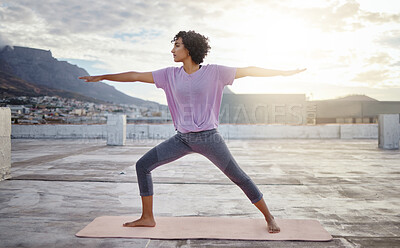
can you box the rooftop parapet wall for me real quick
[11,124,383,140]
[379,114,400,149]
[0,108,11,181]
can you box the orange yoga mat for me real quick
[76,216,332,241]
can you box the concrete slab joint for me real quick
[378,114,400,150]
[107,114,126,146]
[0,107,11,181]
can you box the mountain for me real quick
[332,95,378,101]
[0,68,105,103]
[0,46,160,108]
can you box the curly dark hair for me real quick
[172,30,211,65]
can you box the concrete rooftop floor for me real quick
[1,137,399,248]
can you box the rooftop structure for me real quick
[220,93,400,125]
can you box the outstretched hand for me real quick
[78,75,103,82]
[283,68,307,76]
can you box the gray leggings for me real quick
[135,128,263,204]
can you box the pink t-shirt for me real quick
[152,64,236,133]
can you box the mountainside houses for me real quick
[1,96,172,124]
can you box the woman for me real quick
[80,30,305,233]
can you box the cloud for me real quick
[351,69,390,86]
[366,53,392,65]
[0,1,192,66]
[0,33,12,49]
[379,30,400,49]
[1,1,170,37]
[0,3,36,24]
[284,0,399,32]
[360,11,400,24]
[2,0,240,37]
[0,0,245,57]
[285,1,364,32]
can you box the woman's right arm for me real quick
[79,71,154,84]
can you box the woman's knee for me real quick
[223,160,250,183]
[135,157,146,174]
[135,148,158,174]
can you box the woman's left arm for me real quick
[235,67,306,79]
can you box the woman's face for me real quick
[171,37,190,63]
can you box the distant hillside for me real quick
[0,46,161,109]
[0,69,105,103]
[332,95,378,101]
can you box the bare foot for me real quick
[266,216,280,233]
[123,216,156,227]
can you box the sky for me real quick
[1,0,400,104]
